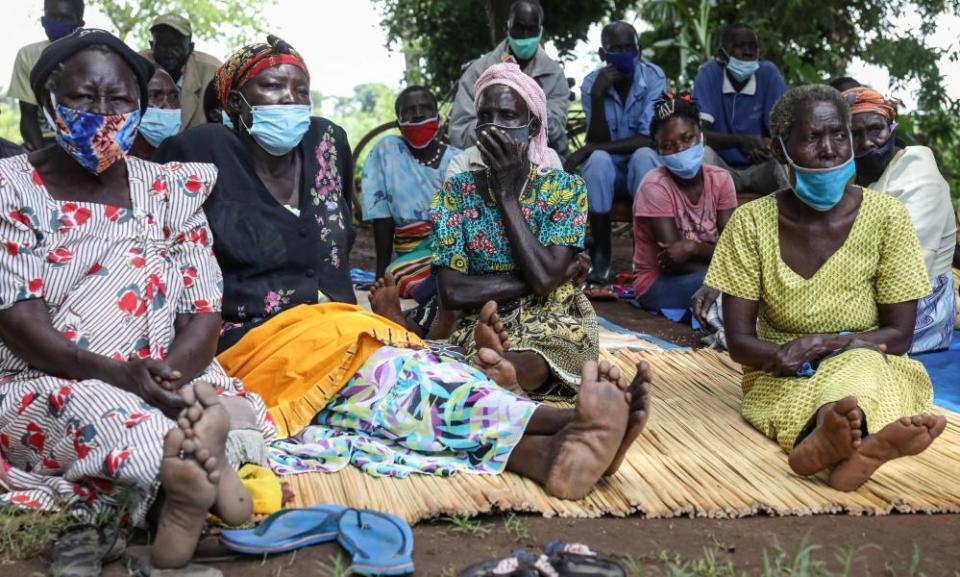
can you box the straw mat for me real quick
[286,348,960,523]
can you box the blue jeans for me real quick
[634,268,708,311]
[581,148,662,214]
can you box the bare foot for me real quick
[476,347,523,395]
[544,361,629,500]
[788,396,863,476]
[152,427,218,569]
[179,382,253,526]
[473,300,509,353]
[829,414,947,491]
[604,361,652,476]
[369,273,406,326]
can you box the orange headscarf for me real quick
[842,86,898,121]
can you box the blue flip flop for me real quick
[336,509,414,575]
[220,504,348,555]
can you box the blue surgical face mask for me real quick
[724,52,760,82]
[42,17,79,42]
[605,49,639,75]
[661,138,705,180]
[138,107,182,147]
[779,136,856,211]
[221,110,234,129]
[508,30,542,61]
[239,93,312,156]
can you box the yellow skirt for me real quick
[217,303,425,438]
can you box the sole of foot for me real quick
[829,414,947,492]
[544,360,629,500]
[152,427,219,569]
[368,273,406,327]
[473,300,509,353]
[476,347,523,395]
[179,382,252,527]
[788,396,863,477]
[604,361,653,477]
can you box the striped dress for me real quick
[0,155,275,526]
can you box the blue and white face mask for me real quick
[725,55,760,82]
[779,136,856,211]
[239,93,311,156]
[221,110,235,129]
[660,138,705,180]
[138,107,182,147]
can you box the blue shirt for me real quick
[361,135,461,225]
[581,60,666,142]
[693,60,787,168]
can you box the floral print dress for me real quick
[431,167,599,396]
[0,155,275,525]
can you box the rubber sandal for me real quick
[48,524,126,577]
[583,286,617,301]
[123,546,224,577]
[543,541,626,577]
[459,551,543,577]
[219,504,348,555]
[337,508,414,575]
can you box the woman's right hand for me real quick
[104,356,188,417]
[771,335,835,376]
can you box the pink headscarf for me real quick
[474,61,550,166]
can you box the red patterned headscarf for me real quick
[842,86,898,121]
[214,35,309,110]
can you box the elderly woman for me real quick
[0,29,274,573]
[843,86,957,353]
[433,62,598,397]
[362,86,460,299]
[705,85,946,491]
[161,39,648,503]
[155,36,356,351]
[129,67,181,160]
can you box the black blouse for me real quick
[155,118,356,351]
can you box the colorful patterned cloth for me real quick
[268,347,538,478]
[432,167,587,274]
[705,189,933,450]
[912,271,956,353]
[0,155,275,525]
[214,35,308,112]
[385,221,433,299]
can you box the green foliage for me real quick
[503,512,531,542]
[318,83,400,182]
[0,101,22,144]
[443,514,492,537]
[86,0,276,47]
[374,0,636,95]
[0,508,71,561]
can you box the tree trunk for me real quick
[484,0,513,47]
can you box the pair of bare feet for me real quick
[788,395,947,491]
[153,383,252,568]
[472,300,652,500]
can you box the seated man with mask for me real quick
[129,68,181,160]
[448,0,570,157]
[693,24,788,195]
[564,21,666,287]
[844,86,956,353]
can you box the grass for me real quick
[444,515,492,538]
[503,513,531,542]
[619,539,927,577]
[0,508,71,561]
[317,552,352,577]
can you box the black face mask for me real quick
[855,127,898,179]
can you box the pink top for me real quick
[632,165,738,296]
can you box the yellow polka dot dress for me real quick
[705,189,934,451]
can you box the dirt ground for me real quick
[17,224,960,576]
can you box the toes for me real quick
[477,347,503,367]
[635,361,653,383]
[180,384,197,407]
[181,439,197,455]
[196,448,211,463]
[931,416,948,437]
[186,405,202,422]
[178,417,192,431]
[479,301,498,324]
[384,272,396,287]
[581,360,598,385]
[162,427,185,458]
[208,469,222,484]
[596,360,613,384]
[835,396,859,415]
[192,382,221,408]
[202,455,219,473]
[607,365,623,388]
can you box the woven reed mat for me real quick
[285,348,960,523]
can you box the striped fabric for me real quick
[0,154,275,526]
[386,220,432,299]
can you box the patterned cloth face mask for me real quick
[44,92,141,175]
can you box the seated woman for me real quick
[705,85,946,491]
[0,30,274,572]
[155,36,356,351]
[632,92,737,312]
[433,62,599,397]
[129,67,181,160]
[361,86,461,299]
[843,86,957,353]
